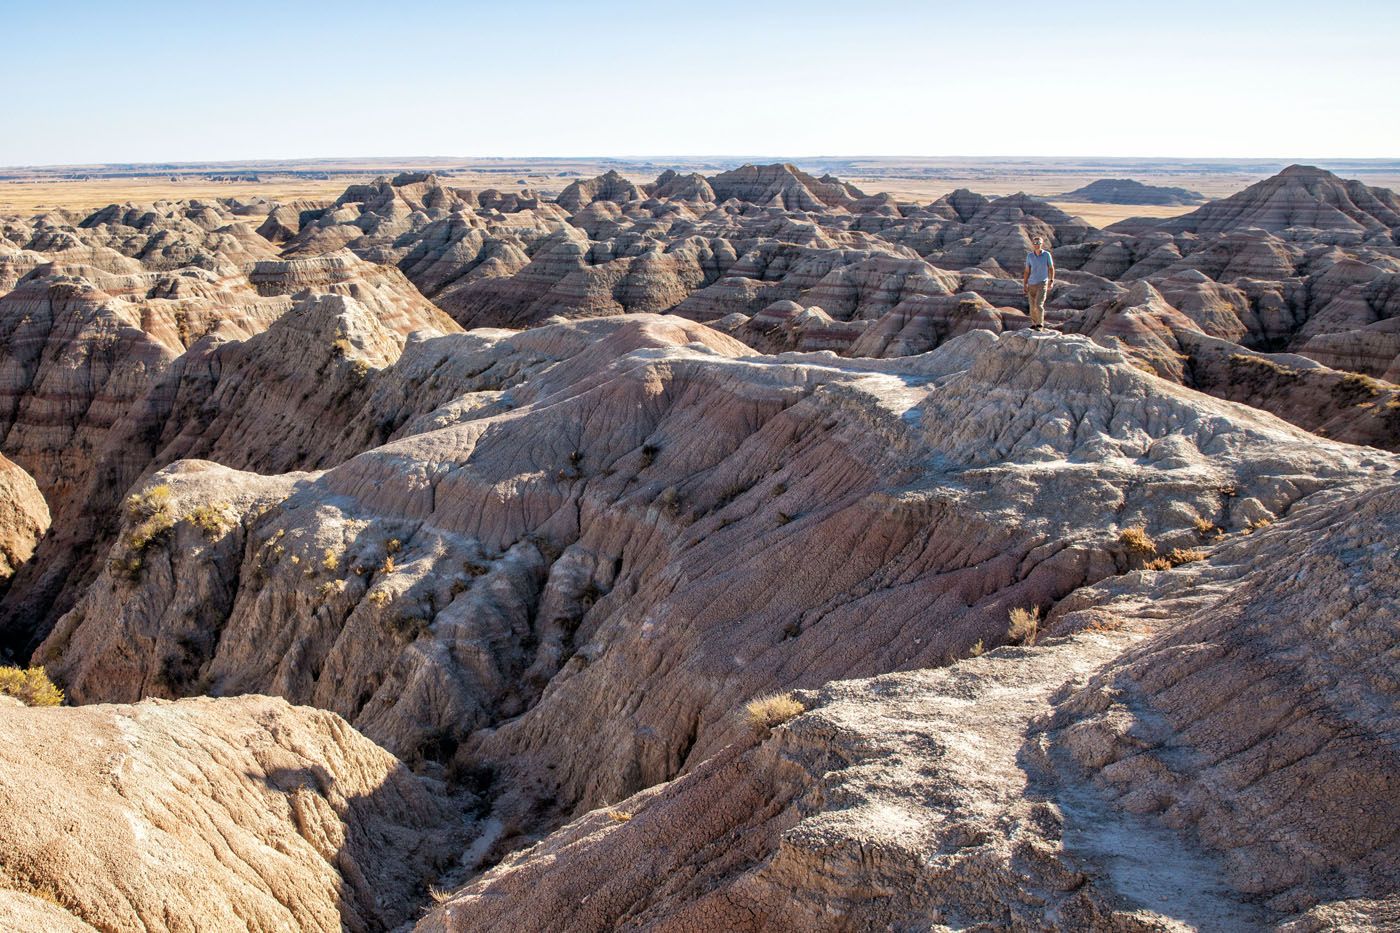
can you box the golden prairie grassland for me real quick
[5,159,1397,224]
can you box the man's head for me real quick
[1031,235,1044,254]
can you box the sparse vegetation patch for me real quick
[745,692,805,734]
[1007,606,1040,646]
[1118,526,1157,556]
[0,666,64,706]
[186,502,235,538]
[1167,547,1206,565]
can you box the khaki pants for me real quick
[1026,282,1048,325]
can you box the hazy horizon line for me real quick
[5,154,1400,173]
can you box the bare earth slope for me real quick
[222,163,1400,449]
[0,694,467,932]
[422,479,1400,932]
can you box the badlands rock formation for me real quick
[423,479,1400,932]
[1159,164,1400,238]
[0,455,47,588]
[171,161,1398,453]
[0,161,1397,931]
[0,694,467,931]
[1059,178,1207,205]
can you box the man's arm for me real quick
[1047,252,1055,287]
[1022,264,1030,293]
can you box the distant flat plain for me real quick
[4,156,1398,227]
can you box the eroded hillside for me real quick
[0,163,1396,931]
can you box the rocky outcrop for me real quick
[0,249,461,654]
[1058,178,1206,205]
[556,170,645,212]
[0,694,467,932]
[708,163,864,211]
[0,455,47,586]
[421,478,1400,931]
[193,163,1400,452]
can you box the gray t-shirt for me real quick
[1025,249,1054,285]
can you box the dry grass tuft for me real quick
[969,639,985,657]
[1007,606,1040,646]
[428,885,453,905]
[1118,526,1157,556]
[745,692,805,733]
[1193,516,1217,536]
[1229,353,1296,376]
[1243,517,1274,535]
[186,502,234,538]
[1167,547,1206,566]
[0,666,64,706]
[118,483,178,578]
[1340,372,1385,396]
[605,809,633,823]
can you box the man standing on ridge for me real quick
[1022,235,1055,330]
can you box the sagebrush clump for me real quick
[0,665,64,706]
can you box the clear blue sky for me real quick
[5,0,1397,165]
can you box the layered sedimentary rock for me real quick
[0,694,466,932]
[147,164,1389,453]
[38,325,1392,866]
[214,163,1400,454]
[422,479,1400,932]
[0,246,462,653]
[3,160,1400,931]
[1159,164,1400,240]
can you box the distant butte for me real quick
[1057,177,1207,205]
